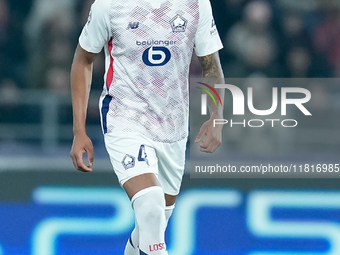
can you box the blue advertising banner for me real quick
[0,187,340,255]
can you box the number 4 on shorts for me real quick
[138,145,149,166]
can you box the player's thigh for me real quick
[123,173,160,199]
[165,193,177,206]
[104,132,160,199]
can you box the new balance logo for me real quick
[127,21,139,30]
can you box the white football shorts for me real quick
[104,132,187,196]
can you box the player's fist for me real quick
[70,132,94,172]
[195,113,223,153]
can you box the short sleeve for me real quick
[79,0,111,53]
[194,0,223,57]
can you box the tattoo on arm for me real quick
[197,53,225,117]
[198,54,219,78]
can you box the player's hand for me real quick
[195,113,223,153]
[70,132,94,172]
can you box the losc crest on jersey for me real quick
[122,154,135,170]
[170,14,188,32]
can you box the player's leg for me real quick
[164,193,176,222]
[104,133,167,255]
[154,137,187,253]
[104,133,186,255]
[124,174,167,255]
[124,193,176,255]
[126,136,187,255]
[157,137,187,207]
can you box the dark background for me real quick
[1,0,340,254]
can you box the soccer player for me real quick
[70,0,224,254]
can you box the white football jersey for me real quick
[79,0,223,143]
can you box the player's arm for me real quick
[198,51,224,117]
[195,52,225,153]
[70,44,97,172]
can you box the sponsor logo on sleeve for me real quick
[87,9,92,26]
[212,18,216,28]
[210,18,217,36]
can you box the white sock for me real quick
[165,204,175,224]
[124,199,175,255]
[124,226,139,255]
[132,186,167,255]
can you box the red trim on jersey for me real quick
[106,38,114,89]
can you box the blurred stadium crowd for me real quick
[1,0,340,94]
[0,0,339,150]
